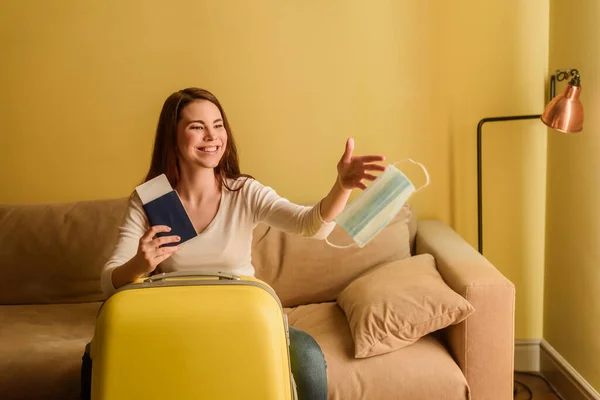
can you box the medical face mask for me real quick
[325,158,429,249]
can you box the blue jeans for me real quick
[80,326,327,400]
[288,326,328,400]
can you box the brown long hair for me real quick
[143,88,252,191]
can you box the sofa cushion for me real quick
[253,205,413,308]
[0,199,128,304]
[285,302,470,400]
[0,302,101,399]
[337,254,475,358]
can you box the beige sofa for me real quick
[0,198,515,399]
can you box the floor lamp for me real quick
[476,69,584,254]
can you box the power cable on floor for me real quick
[514,370,562,400]
[514,378,533,399]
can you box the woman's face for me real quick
[176,100,228,170]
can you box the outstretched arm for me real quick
[250,138,386,239]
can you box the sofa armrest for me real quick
[415,220,515,400]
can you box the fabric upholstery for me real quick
[337,254,475,358]
[252,205,413,308]
[285,302,470,400]
[415,220,515,400]
[0,302,101,400]
[0,200,128,305]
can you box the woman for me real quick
[81,87,386,400]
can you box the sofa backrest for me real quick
[0,198,416,306]
[252,206,414,307]
[0,199,128,305]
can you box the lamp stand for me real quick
[476,71,582,399]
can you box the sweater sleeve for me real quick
[101,193,149,297]
[245,179,336,239]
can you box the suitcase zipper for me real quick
[117,276,282,308]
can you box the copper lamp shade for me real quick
[541,70,584,133]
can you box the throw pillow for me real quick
[337,253,475,358]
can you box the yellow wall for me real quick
[436,0,549,339]
[0,0,446,216]
[545,0,600,391]
[1,1,549,339]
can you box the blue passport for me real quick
[135,174,197,246]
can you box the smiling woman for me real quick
[80,87,388,400]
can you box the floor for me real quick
[514,372,562,399]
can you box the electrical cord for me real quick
[516,370,556,388]
[514,370,560,399]
[514,378,533,399]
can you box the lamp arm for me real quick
[476,115,541,254]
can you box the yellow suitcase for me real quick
[90,272,296,400]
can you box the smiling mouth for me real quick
[197,146,219,154]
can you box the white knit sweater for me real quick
[101,178,336,296]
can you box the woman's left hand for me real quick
[337,138,386,190]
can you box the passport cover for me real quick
[136,174,197,247]
[142,191,197,246]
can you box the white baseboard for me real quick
[540,340,600,400]
[515,339,541,371]
[515,339,600,400]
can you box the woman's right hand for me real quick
[132,225,181,275]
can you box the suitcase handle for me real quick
[144,271,241,282]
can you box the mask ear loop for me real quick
[393,158,430,192]
[324,237,357,249]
